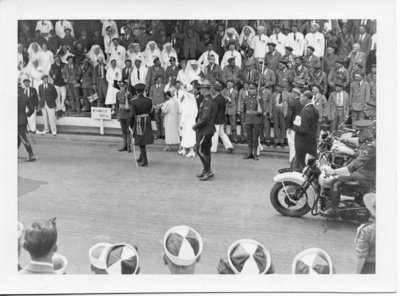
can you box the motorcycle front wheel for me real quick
[270,181,311,217]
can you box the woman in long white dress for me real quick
[179,90,198,157]
[188,60,202,83]
[161,87,180,151]
[143,41,161,68]
[27,42,42,63]
[25,59,44,93]
[38,43,54,75]
[160,42,178,69]
[239,26,256,52]
[105,59,121,114]
[176,60,194,92]
[88,45,105,67]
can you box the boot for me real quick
[253,148,259,161]
[243,146,254,159]
[27,153,37,162]
[127,136,132,153]
[118,137,127,152]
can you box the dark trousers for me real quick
[154,109,164,137]
[96,79,108,107]
[195,133,213,173]
[225,114,237,141]
[139,145,148,165]
[245,123,261,149]
[330,173,369,208]
[273,107,286,144]
[120,118,133,149]
[330,108,345,131]
[351,110,365,128]
[82,88,93,110]
[66,83,81,112]
[18,124,33,155]
[261,116,272,143]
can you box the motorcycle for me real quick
[270,154,374,223]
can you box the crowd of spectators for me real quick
[17,19,377,145]
[18,193,375,274]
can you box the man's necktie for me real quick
[278,93,282,104]
[294,33,296,41]
[259,35,261,41]
[25,88,29,97]
[137,69,140,80]
[247,70,251,81]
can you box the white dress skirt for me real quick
[105,67,121,105]
[180,92,198,148]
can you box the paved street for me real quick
[18,134,359,274]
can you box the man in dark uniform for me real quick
[131,83,154,167]
[241,81,264,161]
[18,86,37,162]
[322,120,376,218]
[292,91,319,171]
[192,80,217,181]
[115,81,133,153]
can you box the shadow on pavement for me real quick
[18,176,48,197]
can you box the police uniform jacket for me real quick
[293,103,319,158]
[116,90,133,120]
[131,94,154,146]
[347,140,376,182]
[241,93,264,125]
[192,94,217,135]
[18,90,34,126]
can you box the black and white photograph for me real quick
[0,0,398,294]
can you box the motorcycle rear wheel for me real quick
[270,182,311,217]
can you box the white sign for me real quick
[91,107,112,120]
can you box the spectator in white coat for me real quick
[304,23,325,58]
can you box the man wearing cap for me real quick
[210,80,235,153]
[241,52,260,85]
[109,37,126,69]
[162,225,203,274]
[276,59,294,91]
[146,57,166,88]
[21,77,39,134]
[165,56,180,86]
[221,80,239,143]
[203,54,222,85]
[241,81,264,160]
[322,45,338,76]
[217,239,274,274]
[20,218,58,274]
[222,57,242,87]
[260,84,273,146]
[282,46,295,69]
[93,56,108,107]
[269,25,287,56]
[327,82,350,131]
[356,25,372,56]
[264,42,281,72]
[62,28,75,48]
[198,42,220,68]
[122,59,134,93]
[131,83,154,167]
[348,43,367,79]
[328,59,350,93]
[49,55,67,114]
[286,24,305,57]
[365,64,376,120]
[252,26,270,60]
[221,42,242,70]
[349,71,370,127]
[149,76,166,139]
[193,80,217,180]
[308,61,328,96]
[355,193,376,274]
[286,88,303,164]
[18,86,37,161]
[259,61,276,93]
[62,55,82,112]
[322,120,376,218]
[38,75,58,135]
[304,23,325,58]
[292,91,319,171]
[115,81,134,152]
[293,56,310,91]
[35,20,54,38]
[303,46,320,69]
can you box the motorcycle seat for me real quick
[343,181,360,186]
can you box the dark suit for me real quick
[93,63,108,107]
[62,63,82,111]
[38,83,58,134]
[131,94,154,166]
[264,50,282,72]
[355,33,372,55]
[18,90,34,156]
[292,103,319,171]
[193,94,217,173]
[213,94,227,125]
[122,66,133,92]
[204,63,222,85]
[165,65,180,85]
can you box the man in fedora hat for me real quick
[131,83,154,167]
[193,80,217,180]
[276,59,294,91]
[355,193,376,274]
[62,55,82,112]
